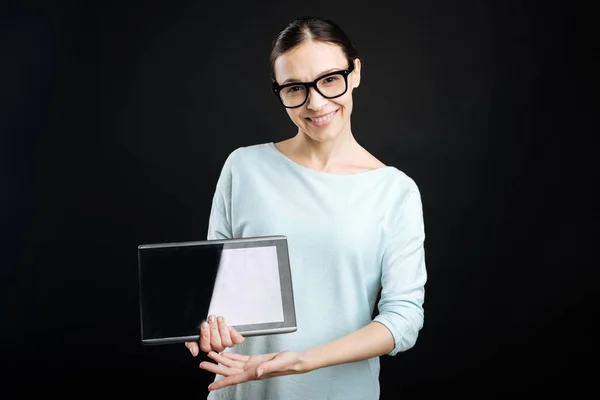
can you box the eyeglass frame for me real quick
[271,63,356,108]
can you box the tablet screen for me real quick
[138,236,295,344]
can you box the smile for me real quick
[306,110,338,124]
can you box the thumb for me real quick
[256,358,285,378]
[256,362,271,378]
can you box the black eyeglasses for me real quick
[272,64,355,108]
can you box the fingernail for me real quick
[217,316,223,322]
[201,322,208,330]
[209,315,215,322]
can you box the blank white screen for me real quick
[207,245,284,326]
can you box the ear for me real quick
[352,58,362,89]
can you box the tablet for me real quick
[137,235,297,345]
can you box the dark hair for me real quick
[269,16,359,82]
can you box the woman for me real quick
[185,16,427,400]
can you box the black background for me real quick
[2,0,595,396]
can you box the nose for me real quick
[306,87,327,110]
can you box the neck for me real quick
[291,128,359,171]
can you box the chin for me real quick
[301,122,346,143]
[304,128,341,143]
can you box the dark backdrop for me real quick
[2,0,594,396]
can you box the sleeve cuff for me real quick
[372,315,403,356]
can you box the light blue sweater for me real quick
[206,142,427,400]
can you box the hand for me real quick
[200,350,305,391]
[185,315,245,356]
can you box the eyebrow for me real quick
[281,67,343,85]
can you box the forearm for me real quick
[298,321,394,373]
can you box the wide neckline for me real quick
[266,142,394,178]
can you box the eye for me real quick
[319,75,342,87]
[284,85,304,94]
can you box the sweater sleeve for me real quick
[373,186,427,356]
[207,151,236,240]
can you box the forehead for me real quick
[274,40,347,83]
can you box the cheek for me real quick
[287,109,303,122]
[337,94,354,113]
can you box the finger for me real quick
[208,370,254,391]
[199,361,243,377]
[209,315,223,351]
[185,341,199,357]
[247,352,280,363]
[199,321,212,353]
[217,317,233,348]
[208,351,245,369]
[229,326,246,345]
[220,352,251,362]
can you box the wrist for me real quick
[297,348,322,373]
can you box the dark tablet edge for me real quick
[142,327,298,346]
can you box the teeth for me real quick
[311,111,335,123]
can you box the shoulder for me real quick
[221,142,273,170]
[379,168,425,235]
[213,143,273,194]
[378,167,424,220]
[383,167,421,200]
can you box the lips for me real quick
[305,110,338,123]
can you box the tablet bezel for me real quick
[138,235,297,345]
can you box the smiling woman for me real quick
[184,16,428,400]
